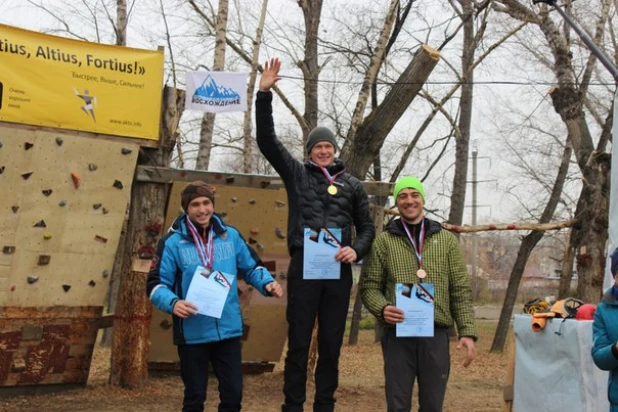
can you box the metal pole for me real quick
[472,148,478,278]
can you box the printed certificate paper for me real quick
[303,228,342,280]
[395,282,435,337]
[185,266,232,318]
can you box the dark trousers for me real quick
[381,327,450,412]
[177,337,243,412]
[282,250,352,412]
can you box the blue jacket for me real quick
[146,214,275,345]
[592,287,618,411]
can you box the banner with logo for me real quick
[185,71,248,113]
[0,24,164,141]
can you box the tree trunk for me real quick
[490,135,572,353]
[195,0,229,170]
[447,0,475,227]
[297,0,324,143]
[115,0,127,46]
[242,0,269,173]
[558,228,575,299]
[343,0,399,150]
[110,86,185,387]
[342,45,441,178]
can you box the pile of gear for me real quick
[523,297,597,332]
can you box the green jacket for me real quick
[359,218,477,340]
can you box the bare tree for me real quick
[194,0,229,170]
[493,0,614,303]
[242,0,269,173]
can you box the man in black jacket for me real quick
[256,57,375,412]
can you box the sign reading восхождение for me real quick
[0,24,164,141]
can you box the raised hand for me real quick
[259,57,281,92]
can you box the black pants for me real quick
[381,327,450,412]
[282,249,353,412]
[177,337,243,412]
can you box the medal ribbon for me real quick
[186,216,214,269]
[309,160,345,186]
[402,218,425,269]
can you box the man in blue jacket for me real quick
[147,180,283,412]
[592,246,618,411]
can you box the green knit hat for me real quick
[393,176,425,201]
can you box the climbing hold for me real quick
[21,172,33,180]
[93,203,102,210]
[231,197,238,203]
[102,208,109,215]
[248,237,257,245]
[88,280,96,287]
[249,199,256,205]
[55,137,64,146]
[62,284,71,292]
[43,232,52,240]
[94,235,108,243]
[121,147,132,155]
[102,270,110,278]
[33,220,47,228]
[3,246,16,254]
[11,206,19,213]
[0,166,5,174]
[38,255,51,265]
[113,180,123,189]
[42,189,52,197]
[250,227,260,235]
[276,200,286,207]
[71,171,81,189]
[160,319,172,330]
[27,276,39,284]
[58,200,66,207]
[275,228,286,239]
[24,142,34,150]
[88,163,98,171]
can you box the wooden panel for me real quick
[240,305,287,362]
[0,306,101,387]
[0,124,137,307]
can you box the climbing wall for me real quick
[0,124,138,387]
[148,180,289,368]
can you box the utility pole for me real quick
[466,146,494,278]
[471,148,478,278]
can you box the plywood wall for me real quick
[0,125,138,306]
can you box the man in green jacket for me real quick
[360,176,477,412]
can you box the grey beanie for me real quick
[306,127,338,154]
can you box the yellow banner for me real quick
[0,24,164,141]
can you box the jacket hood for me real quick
[601,287,618,305]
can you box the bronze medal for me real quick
[417,269,427,279]
[328,185,338,195]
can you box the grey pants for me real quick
[381,326,450,412]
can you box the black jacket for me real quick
[255,91,375,260]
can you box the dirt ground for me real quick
[1,320,509,412]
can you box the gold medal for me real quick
[328,185,338,195]
[417,269,426,279]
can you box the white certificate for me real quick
[185,266,232,319]
[303,228,342,280]
[395,282,435,337]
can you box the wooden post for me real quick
[503,336,516,412]
[109,86,185,388]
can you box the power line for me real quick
[278,75,615,87]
